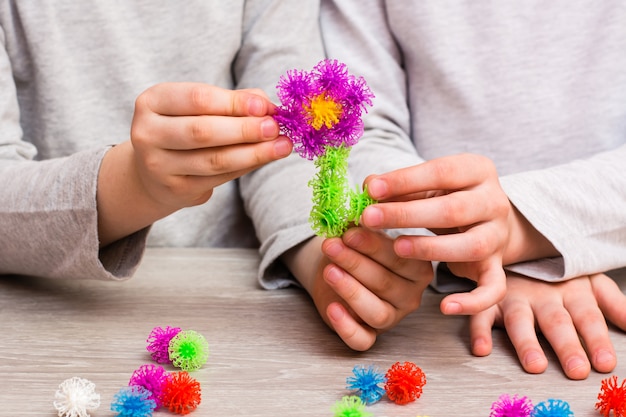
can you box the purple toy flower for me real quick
[275,59,374,160]
[490,394,534,417]
[129,364,169,408]
[146,326,181,364]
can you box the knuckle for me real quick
[546,310,573,327]
[240,119,257,142]
[205,150,229,173]
[369,308,395,329]
[438,198,461,225]
[189,85,211,111]
[189,119,212,144]
[134,89,152,112]
[502,306,527,329]
[467,235,492,259]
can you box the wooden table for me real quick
[1,248,624,416]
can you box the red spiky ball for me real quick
[161,371,202,415]
[596,375,626,417]
[384,361,426,405]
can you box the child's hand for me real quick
[130,82,292,209]
[314,227,433,351]
[469,273,626,380]
[360,153,514,315]
[97,83,292,246]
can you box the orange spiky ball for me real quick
[596,375,626,417]
[384,361,426,405]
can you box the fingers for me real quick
[362,191,497,230]
[143,115,282,150]
[392,224,502,263]
[322,229,431,321]
[565,274,617,374]
[141,137,293,178]
[341,228,432,289]
[591,273,626,331]
[534,292,592,380]
[468,307,497,357]
[323,260,399,331]
[364,153,496,200]
[136,83,275,117]
[498,298,549,374]
[326,302,378,351]
[440,259,506,315]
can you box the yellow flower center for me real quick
[306,94,343,130]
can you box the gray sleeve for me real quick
[0,31,146,280]
[237,0,327,288]
[502,145,626,281]
[0,146,147,280]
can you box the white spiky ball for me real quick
[53,376,101,417]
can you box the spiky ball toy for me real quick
[275,59,375,238]
[346,364,386,405]
[596,375,626,417]
[110,385,156,417]
[128,364,169,408]
[533,398,574,417]
[384,361,426,405]
[161,371,202,415]
[168,329,209,372]
[489,394,534,417]
[146,326,181,364]
[332,395,372,417]
[53,376,101,417]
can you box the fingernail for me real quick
[394,238,412,257]
[472,337,490,356]
[443,302,462,315]
[362,206,383,228]
[262,118,279,138]
[324,241,343,257]
[325,265,342,285]
[566,356,586,372]
[524,350,543,367]
[344,229,363,248]
[595,349,615,365]
[249,96,265,116]
[328,304,345,321]
[273,137,292,157]
[367,178,388,198]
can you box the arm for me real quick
[0,30,124,279]
[0,6,291,279]
[237,0,327,289]
[502,145,626,280]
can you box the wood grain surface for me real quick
[1,248,624,416]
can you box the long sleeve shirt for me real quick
[0,1,324,285]
[320,0,626,288]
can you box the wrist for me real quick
[281,236,325,293]
[96,141,175,247]
[504,205,559,265]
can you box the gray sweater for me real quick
[321,0,626,288]
[0,1,323,286]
